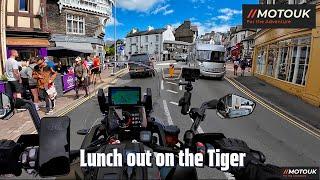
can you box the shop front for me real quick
[6,37,49,61]
[252,5,320,107]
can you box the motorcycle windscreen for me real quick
[39,116,71,177]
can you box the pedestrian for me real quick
[5,49,23,100]
[91,55,102,85]
[74,57,89,99]
[33,57,57,115]
[25,57,40,110]
[233,56,239,76]
[240,59,247,76]
[19,60,32,100]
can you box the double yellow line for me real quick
[56,69,128,117]
[225,77,320,140]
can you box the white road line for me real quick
[166,90,179,94]
[163,100,174,125]
[161,80,164,90]
[190,118,204,133]
[157,63,177,66]
[169,102,179,106]
[166,81,178,85]
[179,85,183,91]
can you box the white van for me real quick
[195,44,226,79]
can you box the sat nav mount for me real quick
[179,68,200,115]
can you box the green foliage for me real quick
[105,46,115,56]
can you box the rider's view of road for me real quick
[0,0,320,180]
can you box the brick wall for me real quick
[46,0,100,37]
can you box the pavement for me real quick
[0,67,128,141]
[63,61,319,179]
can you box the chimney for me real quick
[184,20,191,29]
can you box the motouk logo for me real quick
[243,4,316,28]
[282,167,319,179]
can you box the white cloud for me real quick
[105,16,123,27]
[193,21,230,35]
[151,4,174,15]
[117,0,165,12]
[211,8,242,22]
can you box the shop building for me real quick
[5,0,50,65]
[252,3,320,107]
[46,0,112,66]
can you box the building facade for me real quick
[163,40,193,61]
[5,0,50,66]
[46,0,112,66]
[252,2,320,107]
[174,20,198,43]
[125,26,175,61]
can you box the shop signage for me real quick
[243,4,316,28]
[62,74,75,93]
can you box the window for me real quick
[156,35,159,42]
[66,14,85,35]
[19,0,29,11]
[155,44,159,53]
[136,37,139,43]
[145,36,148,43]
[256,47,267,74]
[145,45,149,52]
[260,35,311,86]
[266,43,278,77]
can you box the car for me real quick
[128,54,154,78]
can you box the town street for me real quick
[66,62,320,180]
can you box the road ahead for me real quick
[66,62,320,179]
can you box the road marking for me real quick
[166,81,178,85]
[169,102,179,106]
[166,90,179,94]
[157,62,177,66]
[225,77,320,140]
[161,80,164,90]
[163,100,174,125]
[190,118,204,133]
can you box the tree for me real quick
[105,45,115,56]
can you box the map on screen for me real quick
[109,87,141,106]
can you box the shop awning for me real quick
[6,37,50,47]
[49,42,93,53]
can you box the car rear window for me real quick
[129,54,149,62]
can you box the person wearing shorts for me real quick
[91,56,102,85]
[74,57,89,99]
[5,50,22,99]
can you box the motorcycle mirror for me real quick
[0,93,14,119]
[216,94,256,119]
[39,116,70,177]
[77,129,89,135]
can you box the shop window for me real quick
[256,47,267,74]
[19,0,29,12]
[275,46,290,81]
[266,43,278,77]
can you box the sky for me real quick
[104,0,258,41]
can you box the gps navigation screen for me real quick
[109,87,141,106]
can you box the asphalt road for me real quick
[65,62,320,179]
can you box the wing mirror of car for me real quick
[216,94,256,119]
[0,93,14,119]
[39,116,71,177]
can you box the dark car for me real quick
[128,54,154,78]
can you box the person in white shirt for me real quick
[5,50,22,99]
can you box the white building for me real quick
[125,26,175,61]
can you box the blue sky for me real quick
[104,0,258,40]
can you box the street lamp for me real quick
[111,0,117,76]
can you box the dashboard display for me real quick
[109,87,141,106]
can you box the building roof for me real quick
[164,40,193,46]
[126,28,167,38]
[191,26,198,32]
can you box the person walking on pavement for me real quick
[240,58,247,76]
[74,57,89,99]
[25,58,40,110]
[5,50,23,100]
[91,55,103,85]
[19,60,31,100]
[232,56,239,76]
[33,57,57,115]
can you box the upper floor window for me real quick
[66,14,85,35]
[145,36,149,43]
[156,35,159,42]
[19,0,29,12]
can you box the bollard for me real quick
[169,64,175,78]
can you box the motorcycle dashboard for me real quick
[108,87,141,107]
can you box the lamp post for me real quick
[111,0,117,76]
